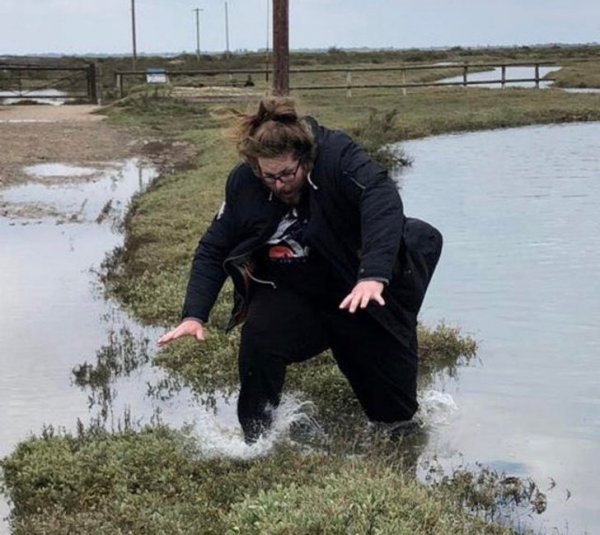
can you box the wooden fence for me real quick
[114,61,557,98]
[0,63,98,104]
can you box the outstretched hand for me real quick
[157,319,205,347]
[339,280,385,313]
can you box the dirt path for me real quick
[0,105,134,187]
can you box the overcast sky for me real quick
[1,0,598,55]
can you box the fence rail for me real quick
[113,60,559,98]
[0,63,98,104]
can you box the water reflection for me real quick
[0,159,159,459]
[72,325,152,421]
[395,122,600,534]
[437,65,561,88]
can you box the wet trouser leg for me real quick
[238,284,328,442]
[238,286,419,441]
[325,309,419,423]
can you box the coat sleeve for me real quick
[181,170,240,322]
[337,133,405,283]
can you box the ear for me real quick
[247,158,260,176]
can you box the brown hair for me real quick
[230,97,316,173]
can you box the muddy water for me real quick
[396,122,600,534]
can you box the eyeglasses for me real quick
[259,161,302,184]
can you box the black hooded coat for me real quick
[182,118,442,347]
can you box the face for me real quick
[257,153,307,205]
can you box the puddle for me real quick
[24,163,101,178]
[0,158,162,532]
[0,89,71,106]
[0,119,57,124]
[561,87,600,94]
[0,159,162,451]
[0,159,151,224]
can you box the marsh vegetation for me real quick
[2,45,600,533]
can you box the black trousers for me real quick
[237,283,418,442]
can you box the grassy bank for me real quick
[547,60,600,88]
[4,424,540,535]
[4,50,600,532]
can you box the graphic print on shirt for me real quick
[267,207,309,261]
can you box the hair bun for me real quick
[258,97,298,124]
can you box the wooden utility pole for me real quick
[131,0,138,70]
[272,0,289,95]
[265,0,270,82]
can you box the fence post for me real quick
[115,73,124,98]
[535,64,540,88]
[462,63,468,87]
[402,69,407,97]
[87,63,98,104]
[96,62,103,105]
[501,65,506,88]
[346,70,352,98]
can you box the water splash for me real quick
[416,390,458,427]
[188,394,325,461]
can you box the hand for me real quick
[157,319,205,347]
[339,280,385,314]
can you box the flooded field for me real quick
[0,157,345,531]
[1,161,160,452]
[2,118,599,533]
[438,65,561,88]
[0,160,170,531]
[396,122,600,534]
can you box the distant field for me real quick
[2,44,599,102]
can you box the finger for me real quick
[360,292,371,309]
[157,332,173,347]
[339,293,353,310]
[374,293,385,306]
[195,330,205,342]
[349,294,361,313]
[157,327,185,347]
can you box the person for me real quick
[158,97,442,443]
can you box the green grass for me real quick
[2,424,540,534]
[546,60,600,88]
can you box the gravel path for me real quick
[0,105,134,187]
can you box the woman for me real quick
[158,97,442,442]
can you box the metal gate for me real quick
[0,63,98,104]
